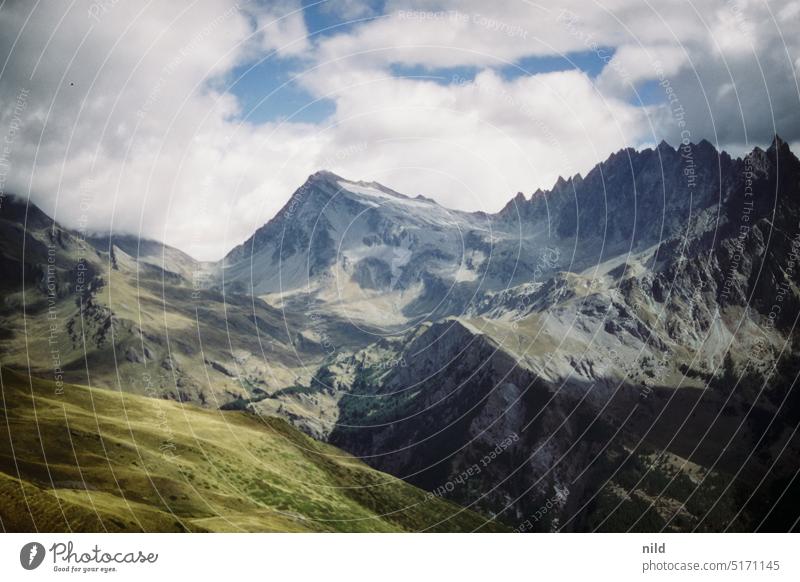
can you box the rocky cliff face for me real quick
[325,320,606,523]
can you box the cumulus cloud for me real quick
[0,0,797,260]
[255,1,312,57]
[303,67,648,213]
[596,44,688,97]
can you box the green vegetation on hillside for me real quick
[0,368,502,532]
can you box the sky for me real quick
[0,0,798,260]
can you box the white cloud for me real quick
[254,1,312,57]
[596,44,688,97]
[304,67,648,213]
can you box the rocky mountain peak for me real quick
[656,139,673,152]
[695,138,717,152]
[0,192,57,230]
[769,133,789,153]
[499,191,529,215]
[307,169,344,183]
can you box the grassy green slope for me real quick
[0,368,502,532]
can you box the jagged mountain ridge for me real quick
[216,138,794,331]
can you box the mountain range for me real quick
[1,136,799,531]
